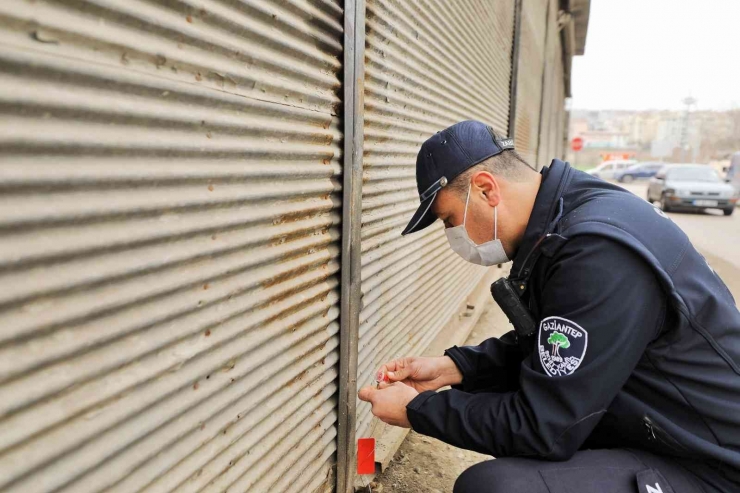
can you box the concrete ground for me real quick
[372,181,740,493]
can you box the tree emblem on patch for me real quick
[538,316,588,377]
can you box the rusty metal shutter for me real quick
[357,0,515,441]
[514,0,548,168]
[0,1,343,492]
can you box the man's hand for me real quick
[378,356,463,392]
[358,381,419,428]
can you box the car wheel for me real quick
[622,175,634,183]
[724,208,734,216]
[660,194,672,212]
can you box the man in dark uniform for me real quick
[358,120,740,492]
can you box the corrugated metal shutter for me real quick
[357,0,515,440]
[514,0,548,168]
[0,1,343,492]
[536,0,564,167]
[536,0,557,167]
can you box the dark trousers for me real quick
[453,449,730,493]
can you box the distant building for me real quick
[569,109,740,164]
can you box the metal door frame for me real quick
[337,0,365,491]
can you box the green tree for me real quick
[547,332,570,358]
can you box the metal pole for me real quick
[337,0,365,491]
[680,96,696,163]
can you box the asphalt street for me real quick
[620,181,740,296]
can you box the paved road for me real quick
[619,181,740,295]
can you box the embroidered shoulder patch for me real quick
[538,316,588,377]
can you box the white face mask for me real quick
[445,183,510,266]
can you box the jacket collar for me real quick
[511,159,572,278]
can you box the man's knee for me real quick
[453,459,545,493]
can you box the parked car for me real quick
[615,162,664,183]
[727,152,740,202]
[585,160,638,180]
[647,164,737,216]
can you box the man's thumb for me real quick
[387,366,410,381]
[358,386,376,402]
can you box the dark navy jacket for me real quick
[406,160,740,489]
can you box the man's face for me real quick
[431,172,500,245]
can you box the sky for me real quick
[570,0,740,112]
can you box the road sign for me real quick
[571,137,584,152]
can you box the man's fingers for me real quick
[387,364,411,382]
[358,386,376,402]
[377,381,392,390]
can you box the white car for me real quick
[647,164,737,216]
[585,160,638,180]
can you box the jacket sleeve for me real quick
[406,236,666,459]
[444,330,523,393]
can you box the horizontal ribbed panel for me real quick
[357,0,515,439]
[514,0,548,167]
[0,0,342,492]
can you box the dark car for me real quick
[614,162,664,183]
[647,164,737,216]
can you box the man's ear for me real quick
[472,171,501,207]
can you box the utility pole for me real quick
[680,96,697,162]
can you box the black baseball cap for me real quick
[401,120,515,236]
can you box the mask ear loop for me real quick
[494,206,498,241]
[463,182,472,226]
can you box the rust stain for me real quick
[195,72,202,81]
[186,15,193,23]
[207,184,214,191]
[203,283,209,290]
[154,54,166,69]
[286,369,310,387]
[204,329,211,336]
[193,382,199,390]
